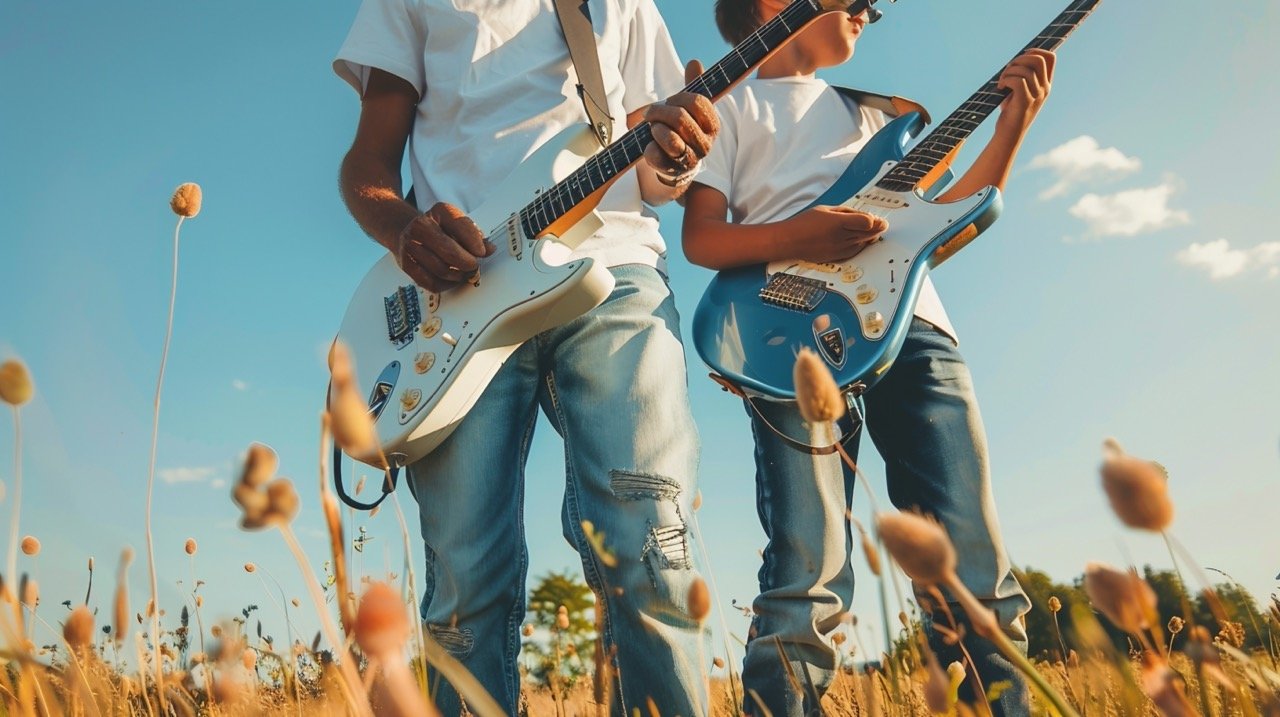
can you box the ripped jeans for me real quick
[406,264,709,716]
[741,319,1031,717]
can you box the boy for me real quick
[683,1,1055,714]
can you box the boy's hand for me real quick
[644,60,720,178]
[996,48,1055,134]
[394,202,495,293]
[785,206,887,263]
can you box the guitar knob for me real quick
[855,284,878,304]
[421,316,442,338]
[413,352,436,374]
[864,311,885,334]
[400,388,422,411]
[842,266,863,283]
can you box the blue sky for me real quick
[2,0,1277,669]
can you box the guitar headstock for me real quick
[818,0,894,23]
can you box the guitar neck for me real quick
[519,0,837,239]
[875,0,1102,193]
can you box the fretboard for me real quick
[875,0,1101,193]
[519,0,830,239]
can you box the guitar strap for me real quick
[554,0,614,147]
[831,85,931,124]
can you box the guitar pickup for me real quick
[384,285,422,349]
[759,273,827,313]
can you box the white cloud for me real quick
[1176,239,1280,280]
[1068,181,1190,238]
[1029,135,1141,199]
[232,379,248,391]
[159,466,217,484]
[210,478,227,489]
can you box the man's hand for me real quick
[394,202,495,293]
[996,48,1055,134]
[783,206,887,263]
[643,60,720,178]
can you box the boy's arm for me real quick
[936,48,1056,202]
[682,183,888,270]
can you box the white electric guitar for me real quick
[335,0,883,468]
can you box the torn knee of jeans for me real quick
[642,522,692,572]
[609,469,682,502]
[426,623,475,658]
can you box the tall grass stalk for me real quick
[142,214,185,709]
[5,405,21,589]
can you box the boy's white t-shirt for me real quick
[696,76,957,342]
[334,0,685,270]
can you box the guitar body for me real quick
[692,112,1003,399]
[335,125,615,467]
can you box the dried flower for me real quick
[793,348,844,423]
[20,535,40,556]
[184,538,197,556]
[354,582,409,659]
[242,648,257,671]
[21,578,38,609]
[687,578,711,623]
[1083,562,1157,634]
[875,511,956,586]
[0,359,34,406]
[713,656,725,669]
[244,563,256,573]
[832,631,847,646]
[1141,653,1196,717]
[1099,438,1173,531]
[112,548,132,644]
[1168,616,1184,634]
[556,609,571,631]
[233,443,298,529]
[170,183,203,218]
[522,623,534,638]
[854,519,881,576]
[328,343,382,461]
[1048,596,1062,614]
[924,656,950,714]
[63,606,95,652]
[239,443,278,488]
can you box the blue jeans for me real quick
[742,319,1031,717]
[406,264,709,716]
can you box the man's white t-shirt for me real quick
[695,76,957,342]
[334,0,685,270]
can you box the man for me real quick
[334,0,719,713]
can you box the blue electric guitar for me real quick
[693,0,1100,400]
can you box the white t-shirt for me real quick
[696,76,957,342]
[334,0,685,270]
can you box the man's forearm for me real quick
[339,149,421,252]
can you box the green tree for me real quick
[523,570,597,693]
[1016,567,1089,660]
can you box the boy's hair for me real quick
[714,0,764,46]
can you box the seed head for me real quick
[1099,438,1174,531]
[241,648,257,671]
[0,359,34,406]
[21,578,38,609]
[687,578,711,623]
[556,609,571,631]
[20,535,40,556]
[713,656,726,669]
[831,631,846,646]
[355,582,409,659]
[244,563,256,573]
[522,623,534,638]
[1048,596,1062,614]
[793,348,844,424]
[854,520,881,576]
[184,538,197,555]
[1083,562,1158,634]
[170,183,203,218]
[1168,616,1184,634]
[875,511,956,586]
[63,606,95,652]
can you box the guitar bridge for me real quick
[384,285,422,349]
[759,273,827,313]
